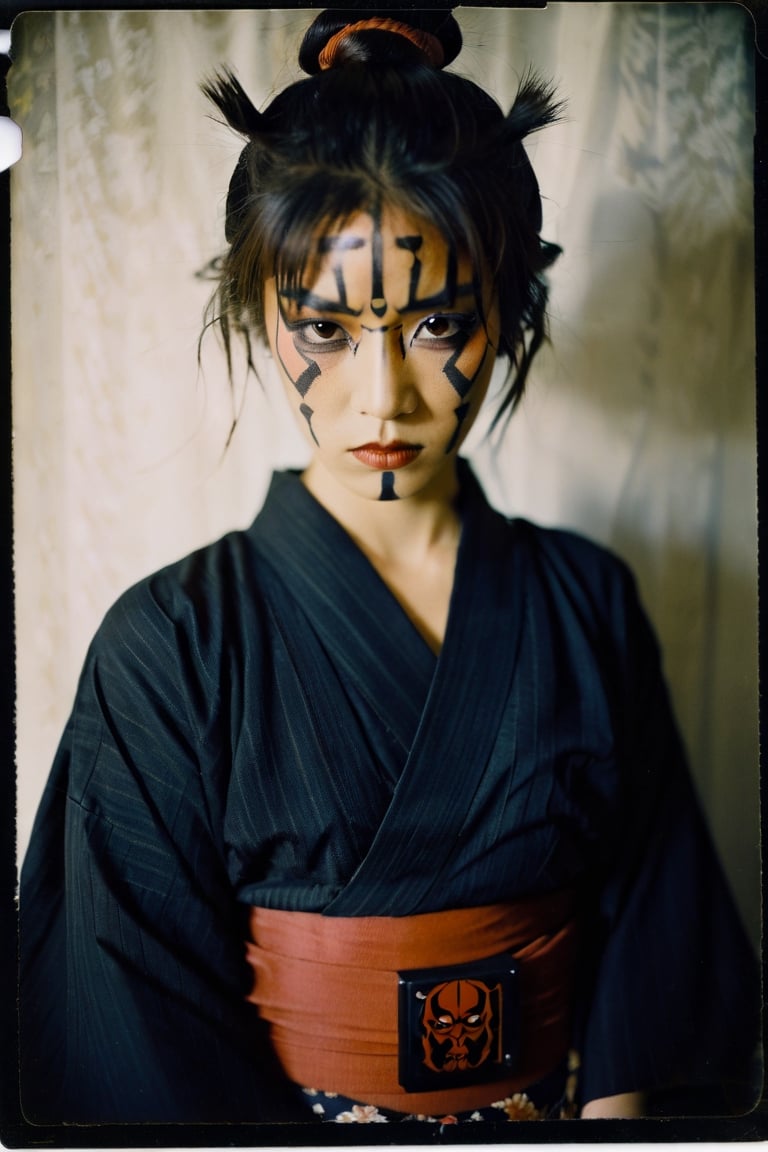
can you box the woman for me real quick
[18,7,758,1127]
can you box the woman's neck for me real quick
[301,458,462,654]
[300,457,462,569]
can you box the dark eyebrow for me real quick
[401,290,480,316]
[278,286,363,317]
[317,235,366,254]
[441,290,479,306]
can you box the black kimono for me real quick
[19,465,759,1123]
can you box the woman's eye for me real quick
[290,320,350,351]
[414,314,476,344]
[298,321,345,344]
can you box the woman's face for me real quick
[263,205,499,503]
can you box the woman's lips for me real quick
[351,442,422,470]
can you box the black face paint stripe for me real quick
[292,360,320,399]
[280,236,365,318]
[443,335,492,400]
[445,401,471,454]
[275,298,321,398]
[443,337,494,451]
[279,285,363,318]
[379,472,399,501]
[396,235,423,304]
[370,203,387,318]
[300,403,319,445]
[281,219,477,329]
[395,236,474,315]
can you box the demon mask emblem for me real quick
[420,978,501,1074]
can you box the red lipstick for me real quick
[351,441,422,470]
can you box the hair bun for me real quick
[299,8,462,74]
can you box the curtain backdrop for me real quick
[10,5,759,945]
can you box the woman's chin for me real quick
[305,455,459,506]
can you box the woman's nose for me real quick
[355,328,417,420]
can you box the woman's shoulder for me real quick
[463,462,634,597]
[100,471,312,634]
[92,521,271,668]
[513,516,633,581]
[501,513,647,639]
[488,505,632,586]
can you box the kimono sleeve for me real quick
[578,563,761,1115]
[18,576,298,1124]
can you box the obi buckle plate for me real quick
[397,953,520,1093]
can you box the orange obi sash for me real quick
[246,891,578,1115]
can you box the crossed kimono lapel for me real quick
[250,469,527,916]
[250,471,436,760]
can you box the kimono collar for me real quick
[248,461,529,916]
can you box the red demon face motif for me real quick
[420,978,500,1074]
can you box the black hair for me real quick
[201,8,563,431]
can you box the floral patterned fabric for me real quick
[299,1052,580,1123]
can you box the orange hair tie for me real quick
[318,18,445,71]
